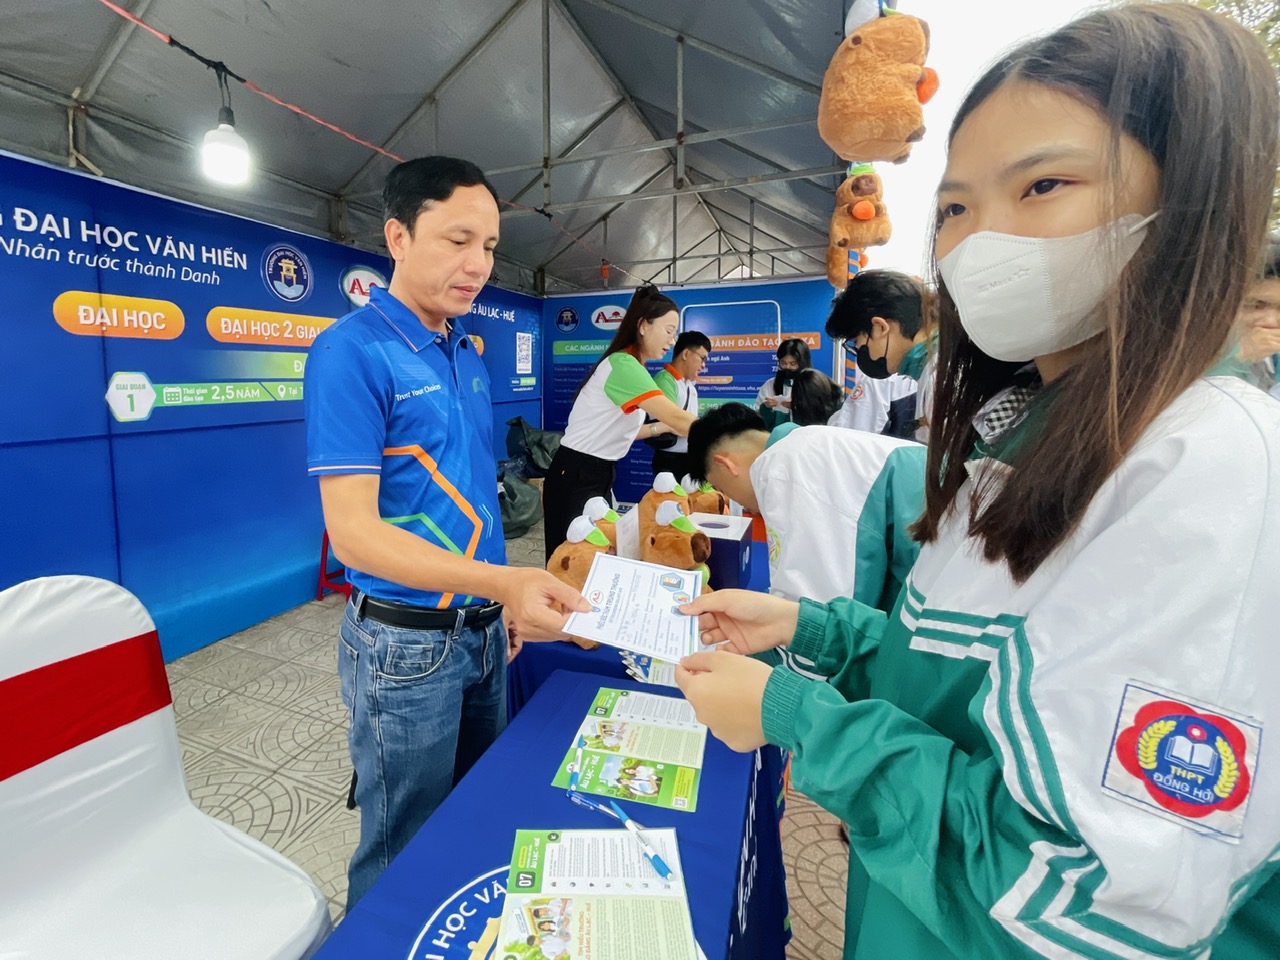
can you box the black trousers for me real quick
[651,449,692,482]
[542,445,616,563]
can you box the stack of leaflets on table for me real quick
[552,688,706,812]
[618,652,678,688]
[496,828,698,960]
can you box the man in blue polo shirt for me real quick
[305,156,588,909]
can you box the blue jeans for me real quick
[338,595,508,909]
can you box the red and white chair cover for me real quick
[0,576,331,959]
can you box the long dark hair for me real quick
[772,338,812,394]
[789,369,843,427]
[913,4,1279,582]
[575,285,678,398]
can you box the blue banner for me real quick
[0,151,540,658]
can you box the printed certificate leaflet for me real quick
[564,554,701,662]
[553,688,707,812]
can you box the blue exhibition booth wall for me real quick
[1,151,832,659]
[543,280,837,502]
[0,152,542,660]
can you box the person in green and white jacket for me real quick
[676,7,1280,958]
[826,269,932,441]
[687,403,923,616]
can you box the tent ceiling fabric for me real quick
[0,0,850,293]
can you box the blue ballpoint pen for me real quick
[567,736,587,792]
[608,800,674,880]
[566,790,622,820]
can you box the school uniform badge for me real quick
[1103,682,1261,841]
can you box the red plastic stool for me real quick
[317,529,352,600]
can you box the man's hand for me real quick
[675,651,771,752]
[492,567,590,641]
[678,589,800,655]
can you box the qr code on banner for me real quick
[516,332,533,375]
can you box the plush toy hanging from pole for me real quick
[817,0,939,164]
[826,162,890,287]
[827,245,870,289]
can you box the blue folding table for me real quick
[314,669,790,960]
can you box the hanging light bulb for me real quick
[201,67,250,185]
[201,105,250,184]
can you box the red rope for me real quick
[93,0,652,287]
[242,80,403,161]
[96,0,170,42]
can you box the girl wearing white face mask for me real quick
[672,6,1280,959]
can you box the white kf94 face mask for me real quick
[936,212,1158,363]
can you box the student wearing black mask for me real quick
[754,338,811,431]
[826,270,930,440]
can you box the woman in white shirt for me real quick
[755,338,812,431]
[542,285,697,561]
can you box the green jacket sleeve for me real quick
[852,445,927,611]
[763,670,1064,958]
[787,597,887,702]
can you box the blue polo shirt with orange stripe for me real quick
[304,285,505,608]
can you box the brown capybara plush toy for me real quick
[682,475,730,517]
[546,514,615,650]
[639,501,712,592]
[816,6,938,164]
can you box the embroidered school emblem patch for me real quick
[1103,682,1261,841]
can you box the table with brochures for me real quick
[314,669,790,960]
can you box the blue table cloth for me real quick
[314,669,790,960]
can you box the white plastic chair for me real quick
[0,576,331,959]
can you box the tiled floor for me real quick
[167,520,846,957]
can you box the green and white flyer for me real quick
[552,688,706,812]
[497,828,699,960]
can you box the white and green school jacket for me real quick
[754,424,925,611]
[762,377,1280,959]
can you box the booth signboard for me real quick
[543,280,836,502]
[0,150,541,656]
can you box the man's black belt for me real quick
[354,591,503,631]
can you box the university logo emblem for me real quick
[408,866,508,960]
[262,244,312,302]
[590,304,626,331]
[1104,683,1260,840]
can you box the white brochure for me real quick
[564,554,702,663]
